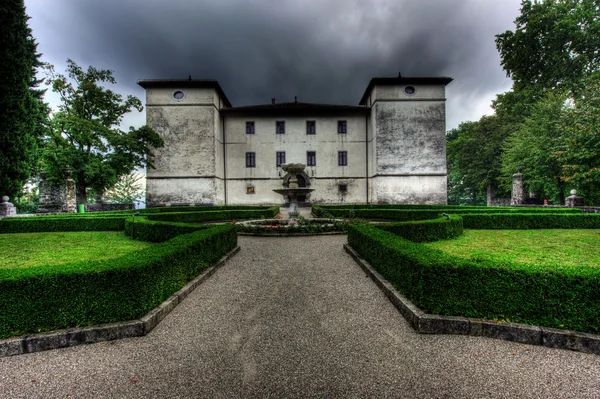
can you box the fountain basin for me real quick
[236,218,347,235]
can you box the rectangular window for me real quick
[306,120,316,135]
[276,151,286,167]
[338,120,347,134]
[307,151,316,166]
[246,186,255,194]
[246,152,255,167]
[338,151,348,166]
[246,121,255,134]
[339,184,348,193]
[276,121,285,134]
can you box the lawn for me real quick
[424,229,600,270]
[0,231,152,270]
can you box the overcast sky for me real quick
[25,0,523,131]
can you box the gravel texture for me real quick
[1,235,599,398]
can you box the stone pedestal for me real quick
[565,189,584,207]
[62,169,76,213]
[0,196,17,217]
[510,173,525,206]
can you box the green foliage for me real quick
[0,215,126,233]
[311,207,442,221]
[559,77,600,203]
[0,0,48,198]
[461,213,600,229]
[378,215,463,243]
[42,60,163,204]
[145,206,279,223]
[104,172,144,205]
[496,0,600,97]
[124,216,213,243]
[348,224,600,333]
[0,225,237,338]
[446,116,510,201]
[501,92,569,203]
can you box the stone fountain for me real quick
[273,163,314,219]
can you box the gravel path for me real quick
[1,235,599,398]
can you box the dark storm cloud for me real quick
[26,0,522,129]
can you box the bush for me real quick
[348,224,600,333]
[145,207,279,224]
[461,213,600,229]
[124,216,214,242]
[0,216,126,233]
[311,206,441,221]
[378,215,463,242]
[313,204,582,216]
[0,225,237,338]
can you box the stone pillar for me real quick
[511,173,525,206]
[487,184,495,207]
[565,189,584,207]
[37,172,63,213]
[62,169,77,213]
[0,196,17,217]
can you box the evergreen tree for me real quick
[0,0,47,199]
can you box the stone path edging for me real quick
[343,244,600,356]
[0,246,241,358]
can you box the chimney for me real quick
[188,74,192,81]
[398,71,402,77]
[294,96,297,103]
[271,98,276,104]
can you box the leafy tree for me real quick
[0,0,47,199]
[104,172,144,205]
[496,0,600,98]
[446,116,510,204]
[43,60,163,204]
[501,93,569,204]
[559,77,600,203]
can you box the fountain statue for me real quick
[273,163,314,218]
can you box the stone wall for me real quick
[37,170,77,213]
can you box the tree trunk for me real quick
[76,175,87,204]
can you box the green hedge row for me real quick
[145,206,279,224]
[348,224,600,333]
[314,204,582,215]
[0,216,126,233]
[462,213,600,229]
[0,225,237,339]
[377,215,463,242]
[33,205,274,217]
[312,206,441,221]
[124,216,213,242]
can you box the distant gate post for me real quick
[510,172,525,206]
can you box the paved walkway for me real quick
[1,236,599,398]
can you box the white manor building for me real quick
[137,74,452,207]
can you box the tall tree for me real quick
[0,0,47,199]
[43,60,163,204]
[496,0,600,98]
[501,92,569,204]
[559,76,600,203]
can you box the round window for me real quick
[404,86,416,96]
[173,90,185,101]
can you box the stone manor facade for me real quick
[137,75,452,206]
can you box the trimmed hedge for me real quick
[312,206,441,221]
[33,205,275,217]
[0,225,237,339]
[145,206,279,224]
[124,216,214,242]
[348,224,600,333]
[314,204,582,212]
[0,216,126,233]
[378,215,463,242]
[461,213,600,229]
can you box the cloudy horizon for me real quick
[25,0,522,131]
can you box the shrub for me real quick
[0,225,237,339]
[461,213,600,229]
[145,207,279,224]
[124,216,213,242]
[311,207,441,221]
[378,215,463,242]
[0,216,126,233]
[348,224,600,333]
